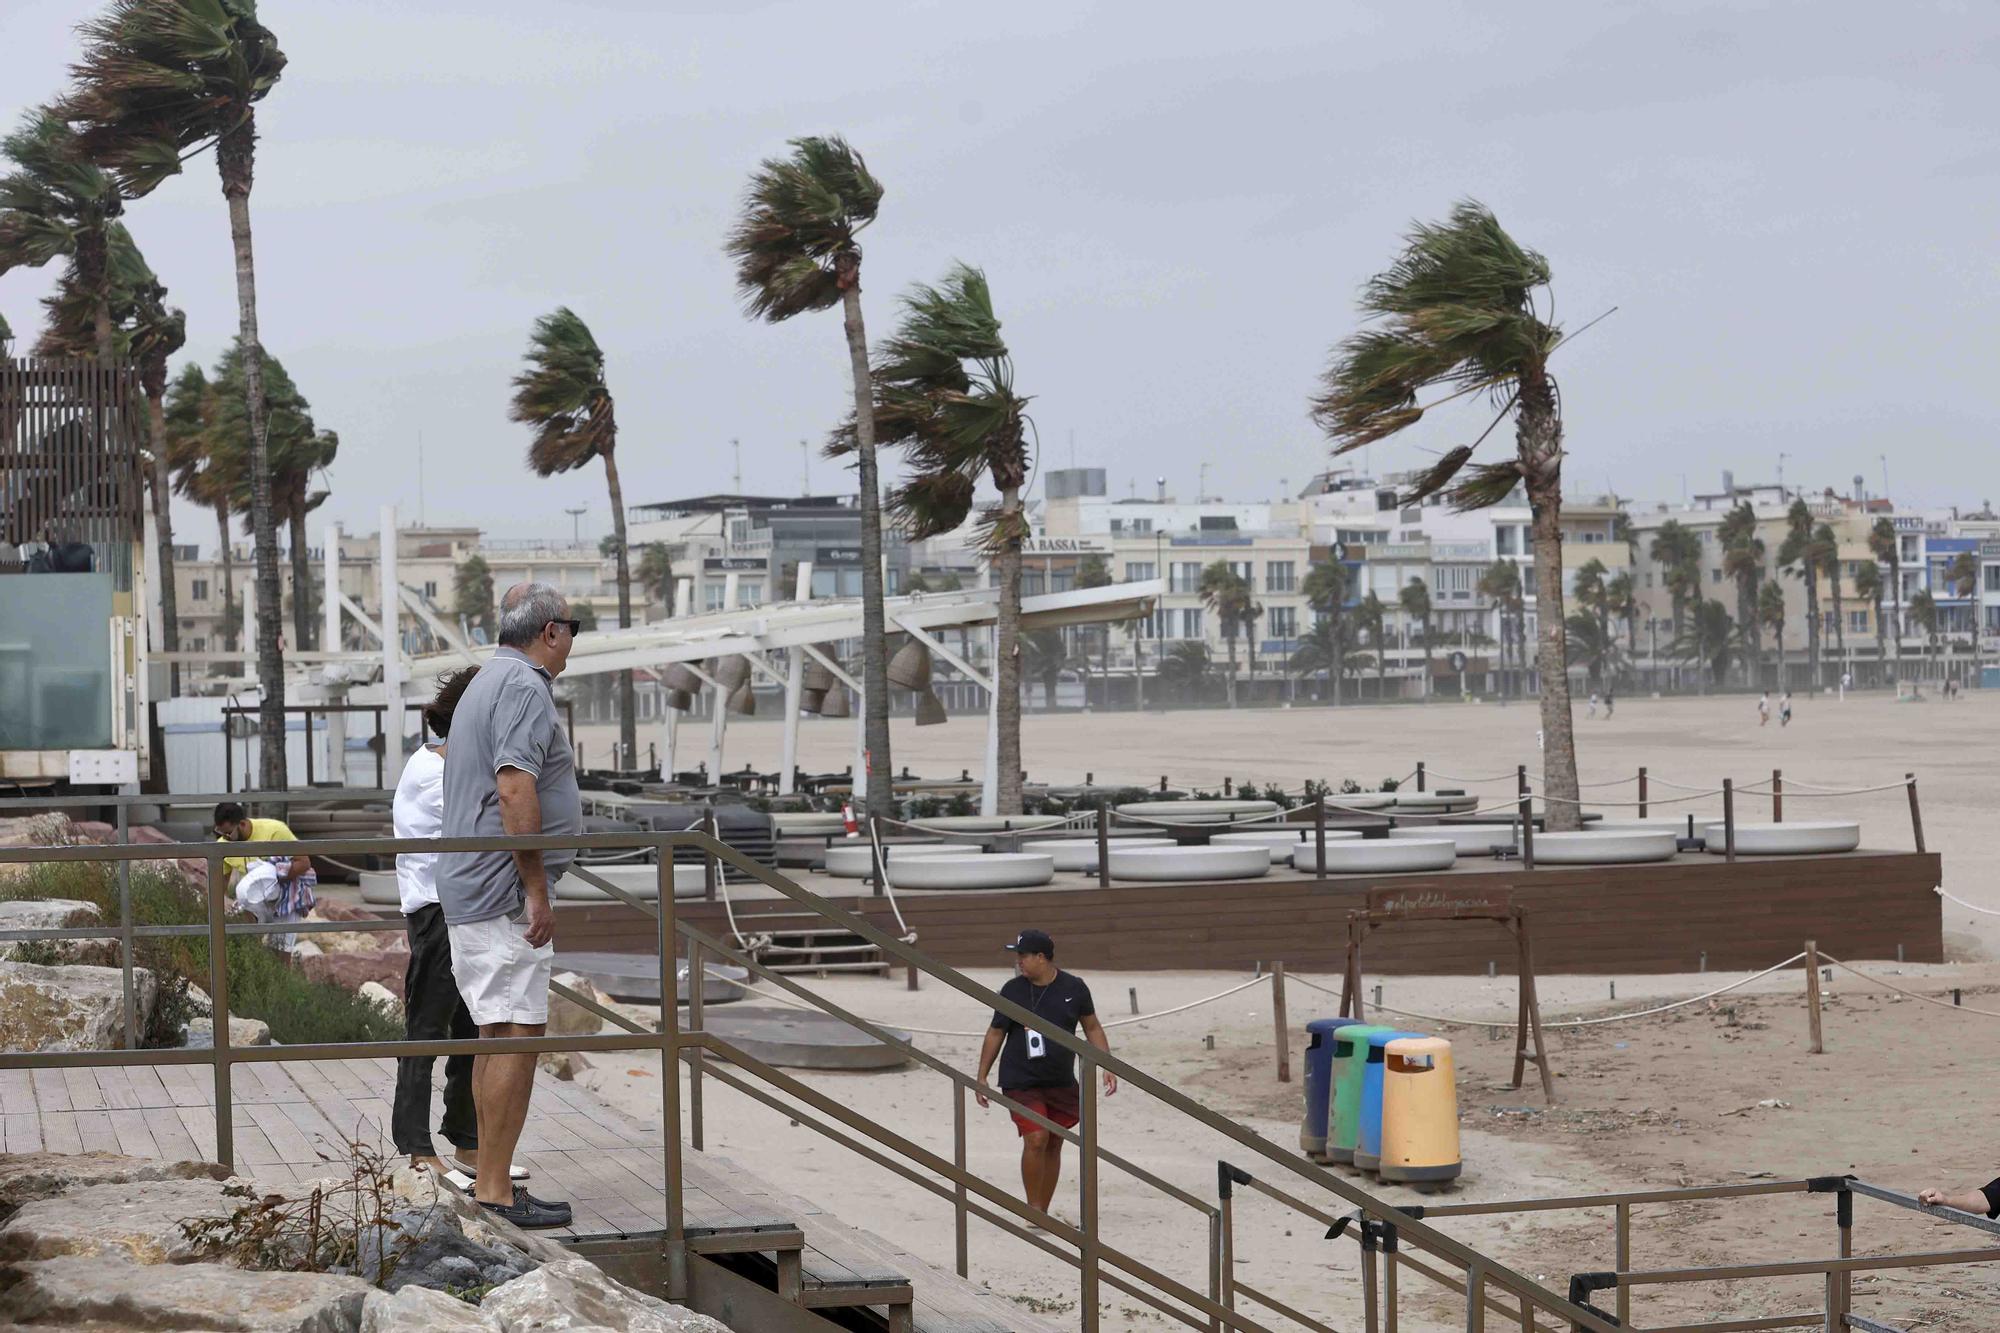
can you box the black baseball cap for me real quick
[1004,929,1054,958]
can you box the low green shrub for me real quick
[0,860,399,1048]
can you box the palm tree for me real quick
[1778,501,1821,688]
[1289,618,1350,701]
[35,221,186,679]
[1075,555,1113,705]
[1019,629,1066,709]
[1812,523,1845,685]
[637,542,675,615]
[454,555,495,640]
[1198,561,1254,707]
[727,136,893,813]
[1759,581,1787,689]
[508,307,635,768]
[1355,592,1389,701]
[1909,588,1938,681]
[1648,521,1702,636]
[1398,577,1435,698]
[1159,640,1210,704]
[1309,202,1587,824]
[1718,503,1764,686]
[67,0,290,785]
[1870,518,1904,679]
[1669,599,1737,691]
[1949,551,1980,684]
[1605,570,1637,685]
[1853,561,1884,685]
[1564,610,1622,691]
[837,263,1032,811]
[1477,559,1524,697]
[0,108,123,361]
[1302,558,1352,705]
[164,363,241,657]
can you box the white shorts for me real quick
[446,911,554,1027]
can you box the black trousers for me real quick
[390,903,478,1157]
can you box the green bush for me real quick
[0,860,399,1048]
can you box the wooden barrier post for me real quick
[1804,939,1824,1055]
[1271,961,1290,1083]
[1773,768,1783,822]
[1907,773,1926,853]
[1638,765,1648,818]
[1096,800,1111,890]
[1722,779,1736,863]
[1518,791,1534,870]
[1313,796,1328,878]
[704,808,719,900]
[1516,764,1528,799]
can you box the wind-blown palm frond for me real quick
[725,135,881,322]
[509,307,616,474]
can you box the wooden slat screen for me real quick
[0,356,145,547]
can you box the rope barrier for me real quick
[1820,954,2000,1020]
[1937,888,2000,917]
[1286,954,1808,1030]
[865,820,920,946]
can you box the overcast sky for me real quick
[5,1,1997,546]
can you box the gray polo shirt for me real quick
[436,646,581,926]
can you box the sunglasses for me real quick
[549,618,583,637]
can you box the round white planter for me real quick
[888,853,1056,890]
[1590,818,1711,836]
[772,812,848,836]
[1106,845,1271,881]
[1388,825,1518,854]
[1019,838,1173,871]
[1701,821,1860,855]
[1114,800,1281,825]
[1389,793,1479,814]
[359,870,399,906]
[1212,830,1311,863]
[1529,830,1679,864]
[1285,831,1369,872]
[910,815,1066,834]
[1307,839,1457,874]
[1321,792,1397,811]
[823,843,979,878]
[555,863,709,902]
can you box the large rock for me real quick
[358,980,403,1014]
[385,1166,574,1268]
[362,1283,495,1330]
[0,1152,228,1220]
[301,947,409,999]
[0,813,71,849]
[0,960,155,1051]
[0,1177,247,1264]
[307,905,405,956]
[481,1259,731,1332]
[186,1013,274,1048]
[0,1254,378,1331]
[0,900,116,967]
[548,973,610,1037]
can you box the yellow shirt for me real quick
[219,817,298,880]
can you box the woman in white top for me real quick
[390,667,524,1184]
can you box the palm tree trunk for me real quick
[287,502,311,652]
[1889,555,1904,679]
[1519,377,1582,831]
[1223,635,1238,707]
[838,281,893,817]
[145,391,181,695]
[1332,617,1343,707]
[1828,571,1845,688]
[217,504,235,653]
[994,494,1024,814]
[601,444,637,768]
[1422,618,1433,698]
[219,115,286,790]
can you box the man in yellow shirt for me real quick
[213,802,317,949]
[211,802,310,883]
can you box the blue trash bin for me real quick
[1354,1029,1426,1173]
[1300,1018,1350,1159]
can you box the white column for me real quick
[982,624,1000,815]
[379,505,404,770]
[707,572,739,782]
[779,562,811,795]
[321,525,347,785]
[658,576,695,781]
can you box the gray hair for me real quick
[497,582,567,648]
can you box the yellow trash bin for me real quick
[1380,1036,1460,1185]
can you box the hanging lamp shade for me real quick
[662,663,703,694]
[800,649,836,694]
[663,689,694,712]
[888,638,933,691]
[818,687,851,718]
[799,687,827,715]
[726,683,756,716]
[914,688,948,726]
[712,655,753,692]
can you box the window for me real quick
[1131,518,1153,535]
[1109,518,1123,534]
[1495,527,1517,556]
[1849,610,1868,633]
[1023,571,1046,596]
[1265,561,1296,593]
[423,580,438,599]
[1267,606,1297,638]
[1178,608,1204,639]
[1710,568,1723,584]
[738,581,763,607]
[191,637,206,651]
[190,578,209,602]
[1171,562,1202,593]
[1644,572,1654,588]
[1051,570,1074,593]
[1822,611,1837,635]
[1229,561,1253,584]
[1124,561,1156,583]
[704,583,726,610]
[1137,609,1161,639]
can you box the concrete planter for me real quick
[1701,821,1861,855]
[1019,837,1173,872]
[555,863,709,901]
[823,843,979,878]
[1114,800,1281,825]
[1530,830,1679,864]
[887,853,1056,890]
[1107,845,1272,881]
[1307,839,1457,874]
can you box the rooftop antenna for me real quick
[1068,428,1076,471]
[417,429,425,526]
[1879,455,1890,507]
[1777,451,1788,499]
[732,438,742,493]
[565,505,586,544]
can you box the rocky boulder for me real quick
[306,904,404,956]
[0,1254,378,1331]
[302,947,409,999]
[0,1176,247,1264]
[186,1013,274,1048]
[0,899,117,967]
[0,960,154,1051]
[361,1283,494,1330]
[0,1152,228,1221]
[548,972,613,1037]
[482,1258,732,1332]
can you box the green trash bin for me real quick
[1327,1023,1393,1164]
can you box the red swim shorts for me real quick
[1004,1084,1080,1137]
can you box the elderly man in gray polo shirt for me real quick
[438,582,582,1229]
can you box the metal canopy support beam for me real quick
[708,572,740,784]
[657,576,694,782]
[780,563,811,796]
[397,585,480,668]
[800,643,861,694]
[379,504,404,769]
[892,617,994,693]
[338,593,385,647]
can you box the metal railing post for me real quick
[704,809,719,901]
[1416,762,1425,792]
[1637,765,1647,818]
[1723,779,1736,862]
[1518,792,1534,871]
[205,852,232,1173]
[1096,800,1111,889]
[1615,1201,1631,1326]
[953,1082,969,1278]
[1080,1054,1101,1333]
[116,803,135,1050]
[659,846,687,1300]
[1361,1220,1380,1333]
[1383,1224,1400,1333]
[1834,1183,1854,1326]
[1773,768,1783,822]
[687,936,705,1152]
[1314,797,1327,878]
[1906,773,1926,853]
[1208,1208,1224,1333]
[1465,1262,1486,1333]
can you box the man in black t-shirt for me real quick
[974,928,1116,1217]
[1918,1178,2000,1218]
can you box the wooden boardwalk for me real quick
[0,1057,1052,1332]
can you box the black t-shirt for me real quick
[991,970,1095,1090]
[1983,1178,2000,1219]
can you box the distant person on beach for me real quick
[212,801,315,950]
[437,583,582,1230]
[1758,693,1770,726]
[1919,1179,2000,1218]
[1780,691,1793,726]
[1603,689,1615,719]
[1587,691,1600,719]
[975,929,1116,1220]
